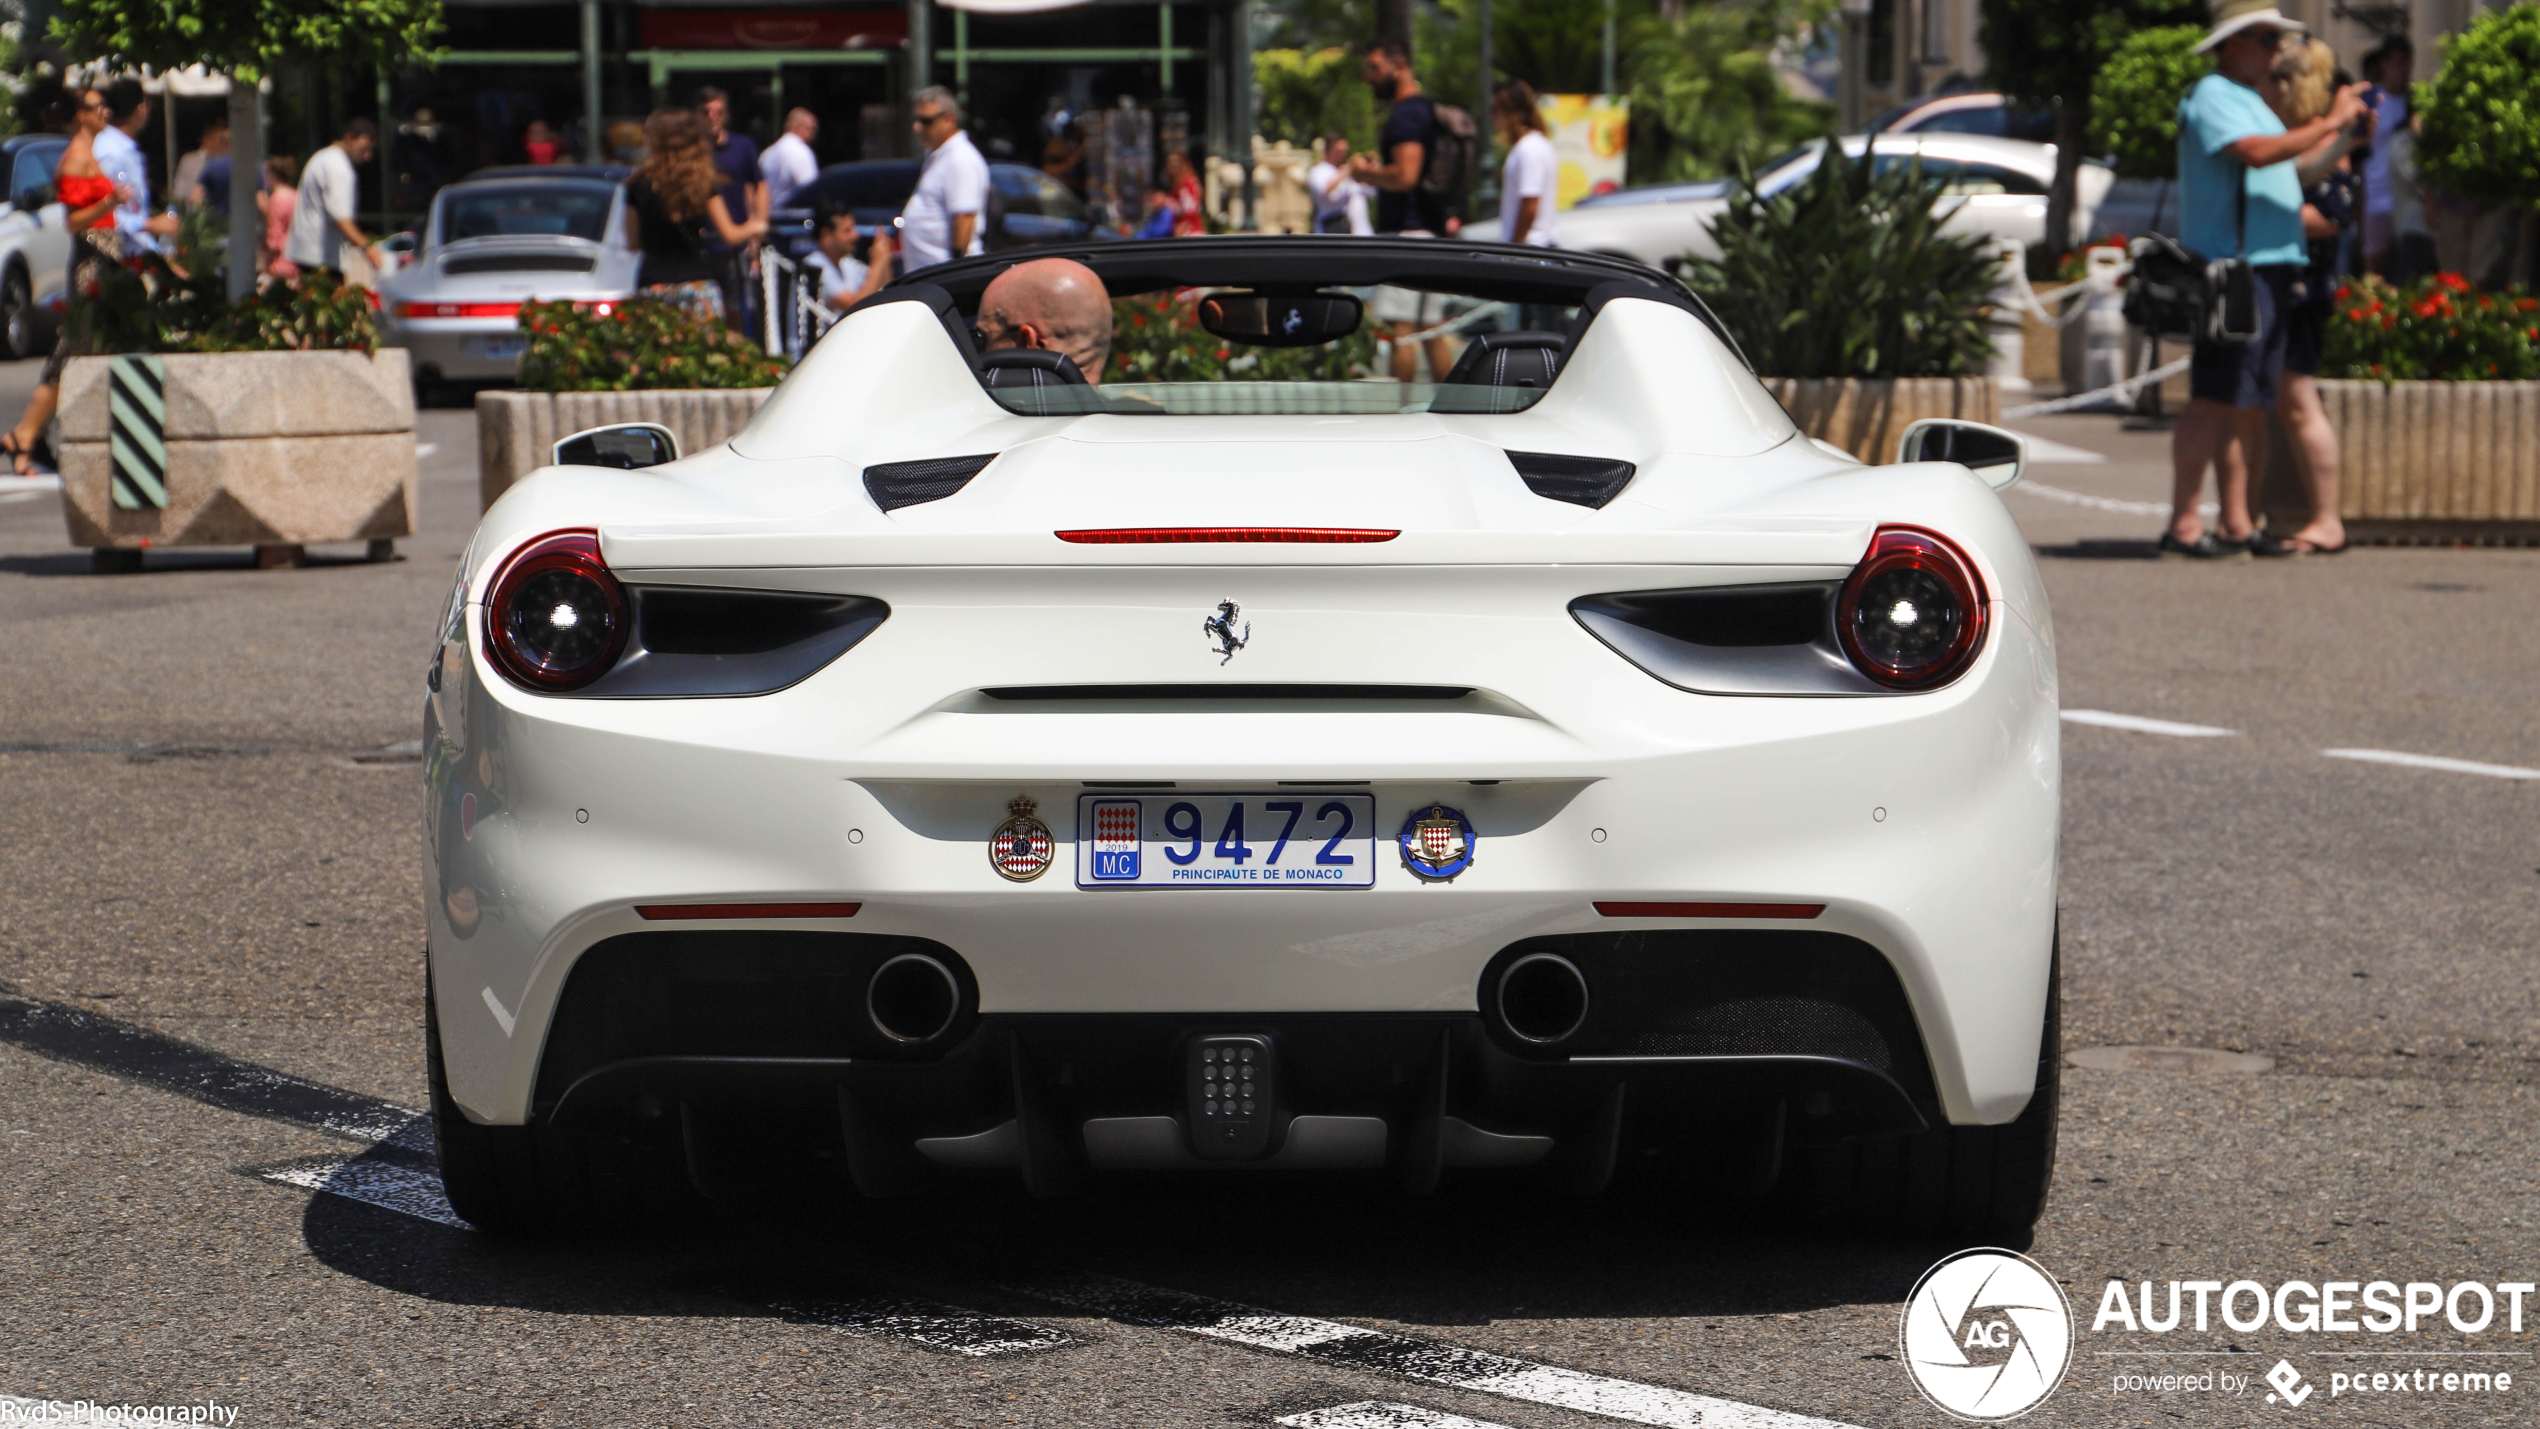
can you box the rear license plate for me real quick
[466,334,526,360]
[1076,792,1376,889]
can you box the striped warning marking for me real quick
[107,354,167,511]
[1278,1402,1517,1429]
[1001,1273,1861,1429]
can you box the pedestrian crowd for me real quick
[2164,0,2431,559]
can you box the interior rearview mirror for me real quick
[1897,419,2026,491]
[553,423,680,471]
[1196,291,1362,349]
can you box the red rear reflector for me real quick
[1594,901,1825,920]
[635,902,862,920]
[399,301,523,319]
[1055,527,1400,544]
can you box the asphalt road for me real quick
[1,363,2533,1429]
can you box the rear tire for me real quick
[1784,929,2060,1248]
[427,972,558,1234]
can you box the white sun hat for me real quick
[2194,0,2308,54]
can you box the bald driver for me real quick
[974,257,1112,384]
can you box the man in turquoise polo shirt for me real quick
[2165,0,2369,559]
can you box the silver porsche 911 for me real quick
[379,167,637,394]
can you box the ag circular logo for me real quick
[1899,1248,2074,1421]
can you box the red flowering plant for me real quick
[2323,273,2540,381]
[1105,290,1379,383]
[516,298,788,392]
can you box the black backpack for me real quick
[1419,103,1478,221]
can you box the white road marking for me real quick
[765,1294,1077,1357]
[2062,710,2238,738]
[1278,1402,1518,1429]
[0,491,36,504]
[251,1152,472,1228]
[2011,479,2215,517]
[2011,435,2106,465]
[1002,1272,1859,1429]
[0,474,60,493]
[416,443,439,457]
[1278,1402,1517,1429]
[2322,748,2540,780]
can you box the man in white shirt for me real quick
[286,119,386,278]
[94,81,179,253]
[805,200,889,314]
[763,108,821,211]
[898,86,988,270]
[1305,134,1371,235]
[1492,83,1558,247]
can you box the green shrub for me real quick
[2415,2,2540,211]
[2089,26,2209,182]
[1679,143,1999,378]
[2322,272,2540,380]
[517,298,788,391]
[1255,47,1377,154]
[1107,292,1378,383]
[87,258,380,354]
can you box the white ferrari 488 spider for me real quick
[424,238,2060,1242]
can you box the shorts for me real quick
[1368,285,1444,327]
[2188,264,2300,408]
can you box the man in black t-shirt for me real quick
[1349,42,1449,236]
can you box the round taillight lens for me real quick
[483,530,627,692]
[1836,525,1988,690]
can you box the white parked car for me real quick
[1468,134,2114,272]
[0,133,74,361]
[378,167,637,395]
[424,239,2061,1241]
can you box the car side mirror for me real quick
[1897,418,2025,491]
[1196,290,1362,349]
[553,423,680,470]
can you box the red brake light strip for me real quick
[1594,901,1825,920]
[635,902,862,920]
[1055,528,1400,544]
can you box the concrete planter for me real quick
[2261,378,2540,543]
[58,349,416,566]
[1761,376,2000,465]
[476,388,772,509]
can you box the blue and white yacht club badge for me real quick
[1398,803,1476,882]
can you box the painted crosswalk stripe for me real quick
[1277,1402,1517,1429]
[249,1150,469,1228]
[107,354,168,510]
[1000,1272,1860,1429]
[761,1293,1078,1357]
[2061,709,2237,738]
[2322,748,2540,780]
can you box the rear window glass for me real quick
[440,184,615,242]
[978,289,1576,418]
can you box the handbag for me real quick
[2122,180,2258,345]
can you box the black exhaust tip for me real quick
[867,953,961,1044]
[1497,952,1590,1044]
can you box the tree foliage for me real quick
[1625,0,1833,183]
[2415,2,2540,213]
[1255,46,1379,152]
[2088,26,2208,182]
[50,0,442,77]
[1977,0,2203,112]
[1680,144,2000,378]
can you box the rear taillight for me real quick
[483,531,627,692]
[1835,525,1988,690]
[400,301,521,319]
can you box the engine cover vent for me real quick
[1505,450,1636,509]
[864,453,998,512]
